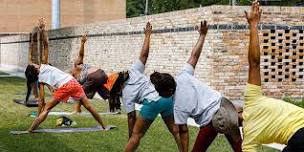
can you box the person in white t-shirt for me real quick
[24,64,108,132]
[152,21,242,152]
[25,17,49,111]
[123,22,182,152]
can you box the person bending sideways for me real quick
[25,64,108,132]
[153,21,242,152]
[119,22,182,152]
[26,17,49,113]
[70,34,122,113]
[242,1,304,152]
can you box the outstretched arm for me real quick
[187,21,208,68]
[139,22,152,65]
[245,0,262,86]
[38,83,46,114]
[74,34,87,66]
[127,111,136,138]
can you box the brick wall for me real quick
[1,5,304,100]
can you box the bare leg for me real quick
[114,95,121,111]
[225,133,242,152]
[28,98,59,132]
[162,115,183,152]
[80,97,106,128]
[73,102,82,113]
[109,97,114,112]
[124,116,153,152]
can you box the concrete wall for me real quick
[1,5,304,100]
[0,0,126,33]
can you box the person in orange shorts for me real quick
[25,63,108,132]
[25,17,49,113]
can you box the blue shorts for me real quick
[139,97,174,121]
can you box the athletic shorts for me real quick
[140,97,174,121]
[53,79,86,102]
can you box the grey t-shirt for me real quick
[174,63,222,127]
[122,60,160,113]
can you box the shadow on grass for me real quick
[0,71,9,75]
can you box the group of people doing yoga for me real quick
[24,1,304,152]
[26,18,122,114]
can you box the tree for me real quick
[127,0,145,17]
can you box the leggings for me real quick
[283,127,304,152]
[192,123,242,152]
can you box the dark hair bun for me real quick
[150,72,176,97]
[24,65,39,102]
[25,65,39,83]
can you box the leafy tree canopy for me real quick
[127,0,304,17]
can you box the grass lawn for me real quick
[0,77,279,152]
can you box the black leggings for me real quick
[282,127,304,152]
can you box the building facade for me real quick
[0,0,126,33]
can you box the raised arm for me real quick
[139,22,152,65]
[245,0,262,86]
[42,30,49,64]
[37,17,49,64]
[74,34,87,66]
[187,21,208,68]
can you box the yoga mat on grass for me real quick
[13,99,38,107]
[49,111,120,116]
[10,125,117,135]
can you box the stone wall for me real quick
[1,5,304,100]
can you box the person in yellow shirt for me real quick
[242,1,304,152]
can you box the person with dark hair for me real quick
[242,1,304,151]
[25,17,49,110]
[24,63,108,132]
[171,21,242,152]
[123,22,182,152]
[150,72,176,98]
[70,34,123,113]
